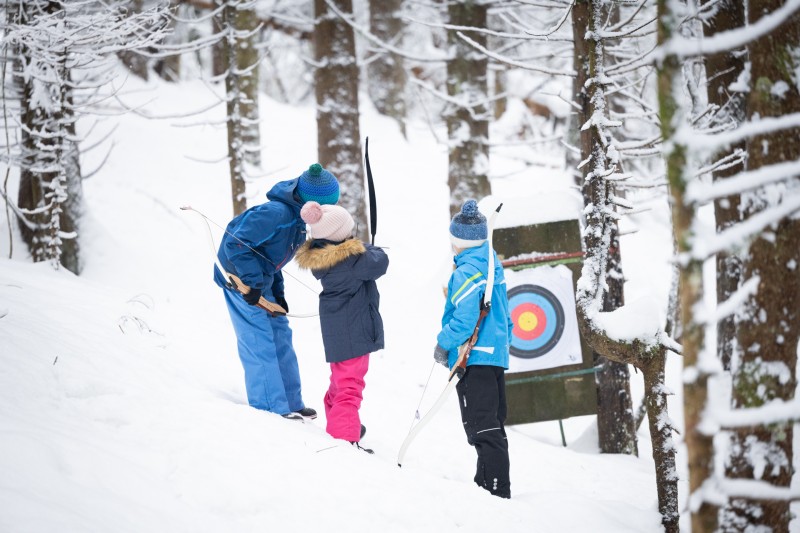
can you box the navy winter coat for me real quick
[213,178,306,298]
[295,238,389,362]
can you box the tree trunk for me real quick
[17,48,48,263]
[725,3,800,531]
[575,1,676,527]
[367,0,406,137]
[16,1,73,271]
[60,67,82,275]
[314,0,366,240]
[641,356,679,531]
[221,1,261,215]
[657,0,713,530]
[704,0,746,373]
[212,9,226,78]
[117,0,150,80]
[444,0,490,217]
[595,231,637,456]
[153,0,183,82]
[568,0,591,189]
[570,0,636,457]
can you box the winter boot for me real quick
[351,442,374,454]
[295,407,318,420]
[282,412,304,421]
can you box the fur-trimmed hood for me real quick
[295,238,366,271]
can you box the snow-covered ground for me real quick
[1,75,678,532]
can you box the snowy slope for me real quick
[1,76,667,532]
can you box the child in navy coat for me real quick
[295,202,389,449]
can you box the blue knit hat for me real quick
[450,199,487,249]
[297,163,340,205]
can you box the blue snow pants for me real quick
[223,288,305,415]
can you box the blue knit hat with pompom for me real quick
[449,199,487,249]
[297,163,340,205]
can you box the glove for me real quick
[433,344,449,368]
[242,287,262,306]
[275,296,289,313]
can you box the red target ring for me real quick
[511,303,547,340]
[508,284,565,359]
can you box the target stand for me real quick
[493,217,598,431]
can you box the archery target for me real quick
[508,284,565,359]
[506,265,583,373]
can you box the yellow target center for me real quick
[519,311,538,332]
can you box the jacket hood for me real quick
[266,178,303,212]
[295,238,366,271]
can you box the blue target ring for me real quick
[508,284,565,359]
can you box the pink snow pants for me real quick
[325,354,369,442]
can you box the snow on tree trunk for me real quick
[314,0,367,241]
[59,68,82,275]
[572,0,636,457]
[444,0,490,217]
[568,0,591,186]
[575,2,677,528]
[595,233,637,456]
[657,0,714,530]
[704,0,746,373]
[641,355,679,531]
[724,3,800,530]
[4,1,168,271]
[220,0,261,216]
[15,2,72,272]
[367,0,406,137]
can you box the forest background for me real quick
[2,1,800,532]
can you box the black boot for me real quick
[294,407,318,420]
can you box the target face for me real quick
[508,284,565,359]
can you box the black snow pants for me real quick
[455,364,510,498]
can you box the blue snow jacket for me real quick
[213,178,306,298]
[294,238,389,362]
[437,242,512,370]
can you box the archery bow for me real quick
[365,137,377,245]
[180,205,319,319]
[397,202,503,467]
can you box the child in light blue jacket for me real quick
[433,199,512,499]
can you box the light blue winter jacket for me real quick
[437,242,512,370]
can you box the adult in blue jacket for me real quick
[214,163,339,419]
[434,199,512,499]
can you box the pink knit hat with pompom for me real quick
[300,201,355,242]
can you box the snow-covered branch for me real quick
[718,479,800,502]
[676,113,800,151]
[324,0,450,63]
[406,15,573,43]
[691,193,800,260]
[687,159,800,204]
[456,31,576,77]
[709,399,800,431]
[658,0,800,59]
